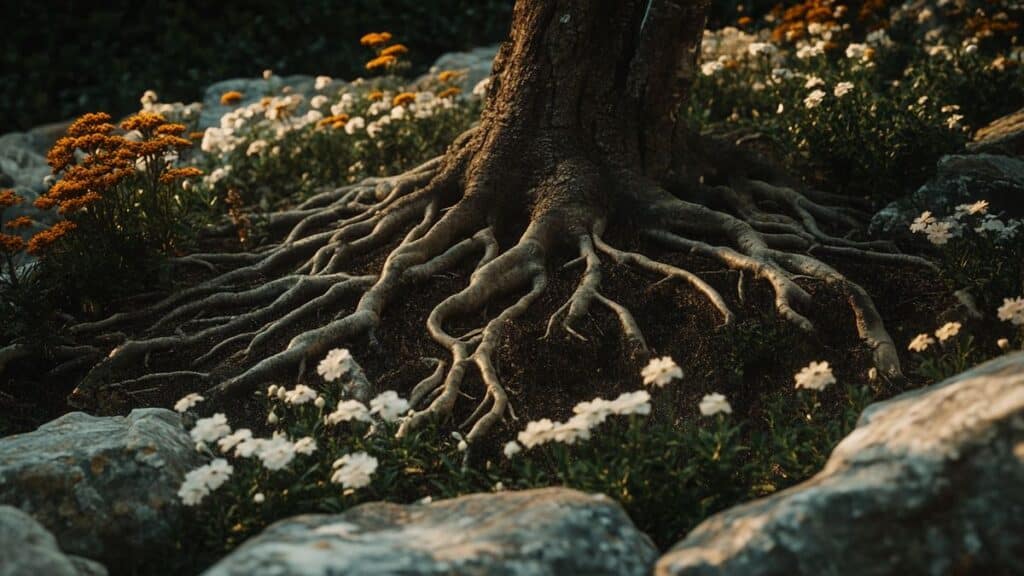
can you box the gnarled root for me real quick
[70,134,928,448]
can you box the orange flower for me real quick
[367,90,384,101]
[0,233,25,254]
[392,92,416,107]
[155,123,187,136]
[159,167,204,184]
[437,70,462,83]
[27,221,76,255]
[189,131,206,141]
[380,44,408,57]
[365,55,397,71]
[317,114,350,128]
[0,189,23,208]
[66,113,115,137]
[57,191,102,215]
[738,16,753,26]
[360,32,392,47]
[437,86,461,99]
[121,112,168,133]
[5,216,34,230]
[220,91,244,106]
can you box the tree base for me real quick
[63,126,935,446]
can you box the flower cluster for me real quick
[909,202,1019,246]
[361,31,408,73]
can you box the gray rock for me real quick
[870,153,1024,236]
[0,505,107,576]
[968,108,1024,156]
[656,352,1024,576]
[203,487,657,576]
[0,409,202,570]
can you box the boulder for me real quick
[656,352,1024,576]
[870,153,1024,236]
[0,505,107,576]
[203,487,658,576]
[968,108,1024,157]
[0,408,202,570]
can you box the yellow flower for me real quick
[360,32,392,47]
[381,44,408,57]
[367,91,384,101]
[392,92,416,107]
[437,70,462,83]
[437,86,462,99]
[220,91,244,106]
[365,55,397,71]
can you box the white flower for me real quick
[868,367,878,381]
[246,139,268,157]
[794,361,835,391]
[997,297,1024,325]
[964,44,978,55]
[701,60,724,76]
[315,75,332,90]
[276,387,287,401]
[234,437,266,458]
[390,105,407,120]
[955,200,988,216]
[925,221,954,245]
[549,414,596,445]
[263,69,273,80]
[310,95,329,109]
[572,397,615,427]
[997,338,1010,350]
[284,384,318,405]
[503,441,522,458]
[747,42,776,57]
[317,348,352,382]
[845,43,871,61]
[344,116,366,135]
[294,436,317,455]
[314,396,326,409]
[908,333,935,352]
[946,114,965,129]
[833,82,854,98]
[804,89,826,109]
[803,75,825,89]
[140,90,158,106]
[699,393,733,416]
[256,434,296,471]
[267,411,279,425]
[517,418,557,449]
[935,321,961,342]
[910,211,936,233]
[641,356,682,387]
[174,392,205,413]
[605,390,652,416]
[369,391,410,422]
[325,399,371,425]
[253,493,265,504]
[331,452,378,489]
[472,77,491,97]
[777,102,785,114]
[178,459,233,506]
[191,413,231,445]
[267,384,279,397]
[217,429,253,454]
[457,440,468,452]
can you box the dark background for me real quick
[1,0,767,134]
